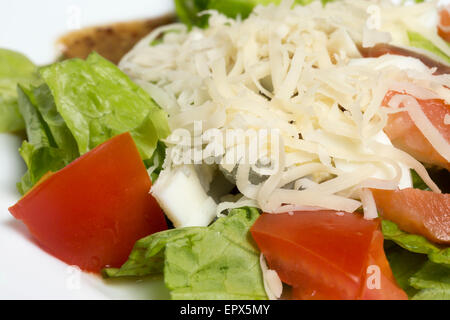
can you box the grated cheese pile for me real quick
[120,0,450,220]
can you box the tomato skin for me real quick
[371,188,450,244]
[251,211,407,300]
[9,132,167,272]
[251,211,380,300]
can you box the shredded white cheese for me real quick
[360,188,379,220]
[260,254,283,300]
[122,0,449,217]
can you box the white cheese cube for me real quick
[151,165,218,228]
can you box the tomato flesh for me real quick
[438,6,450,42]
[9,132,167,272]
[251,211,378,300]
[358,230,408,300]
[292,229,407,300]
[383,91,450,170]
[372,188,450,244]
[251,211,407,300]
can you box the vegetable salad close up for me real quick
[1,0,450,300]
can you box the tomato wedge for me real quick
[292,229,407,300]
[438,6,450,43]
[359,43,450,75]
[371,188,450,244]
[358,229,408,300]
[382,91,450,170]
[9,132,167,272]
[251,211,407,300]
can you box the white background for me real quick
[0,0,174,300]
[0,0,175,65]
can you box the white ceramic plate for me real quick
[0,0,174,300]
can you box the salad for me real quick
[1,0,449,300]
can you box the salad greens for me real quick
[175,0,326,28]
[104,207,268,300]
[145,141,167,182]
[0,49,37,133]
[411,169,431,191]
[40,53,170,159]
[408,31,450,64]
[32,84,80,162]
[386,243,450,300]
[16,86,73,194]
[382,220,450,265]
[14,52,170,193]
[383,220,450,299]
[384,243,428,297]
[409,261,450,300]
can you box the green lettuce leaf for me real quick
[385,242,450,300]
[39,52,170,159]
[144,141,167,182]
[15,53,170,193]
[385,241,428,297]
[411,169,430,191]
[104,207,268,300]
[175,0,216,28]
[407,31,450,64]
[175,0,316,28]
[103,227,201,278]
[409,261,450,300]
[16,85,70,194]
[0,49,37,133]
[382,220,450,265]
[32,84,79,162]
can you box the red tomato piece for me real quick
[292,229,407,300]
[9,132,167,273]
[251,211,407,300]
[358,230,408,300]
[251,211,379,300]
[371,188,450,244]
[382,91,450,170]
[359,43,450,75]
[438,6,450,43]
